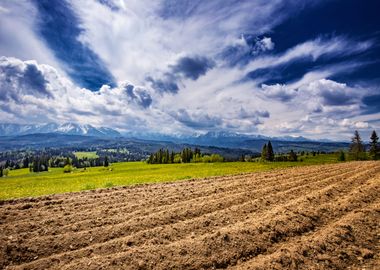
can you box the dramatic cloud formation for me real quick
[0,0,379,140]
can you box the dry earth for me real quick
[1,161,379,270]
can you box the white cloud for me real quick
[340,119,369,129]
[0,1,64,74]
[0,57,153,129]
[244,36,372,74]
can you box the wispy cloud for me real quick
[244,36,373,76]
[31,0,116,90]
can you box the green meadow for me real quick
[0,153,339,200]
[73,151,99,159]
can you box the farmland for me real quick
[0,154,339,200]
[0,161,379,269]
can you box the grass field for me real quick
[0,154,339,200]
[73,151,99,159]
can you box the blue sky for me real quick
[0,0,379,139]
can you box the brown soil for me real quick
[0,161,379,270]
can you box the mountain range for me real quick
[0,123,348,153]
[123,130,334,145]
[0,123,121,137]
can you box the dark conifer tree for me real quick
[147,154,154,164]
[369,130,379,160]
[261,144,267,161]
[104,156,109,167]
[95,158,101,166]
[349,130,365,160]
[158,149,163,163]
[32,156,40,172]
[266,141,274,161]
[288,150,298,162]
[65,157,71,166]
[23,157,30,168]
[165,149,170,163]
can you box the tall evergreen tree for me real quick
[349,130,365,160]
[369,130,379,160]
[165,149,170,163]
[261,144,267,161]
[266,141,274,161]
[147,154,154,164]
[158,149,163,163]
[0,167,3,177]
[104,156,109,167]
[33,156,39,172]
[288,150,298,162]
[23,157,30,168]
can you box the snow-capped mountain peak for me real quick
[0,123,121,137]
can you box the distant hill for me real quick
[0,123,121,137]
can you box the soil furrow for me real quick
[50,164,379,270]
[0,164,351,240]
[232,199,380,270]
[0,164,331,225]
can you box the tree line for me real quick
[147,147,224,164]
[257,130,380,162]
[348,130,379,160]
[259,141,298,162]
[0,154,111,176]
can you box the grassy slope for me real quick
[0,154,339,200]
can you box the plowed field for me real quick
[1,161,379,269]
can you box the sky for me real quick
[0,0,379,140]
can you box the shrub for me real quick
[202,155,211,163]
[63,165,73,173]
[3,168,9,177]
[210,154,224,163]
